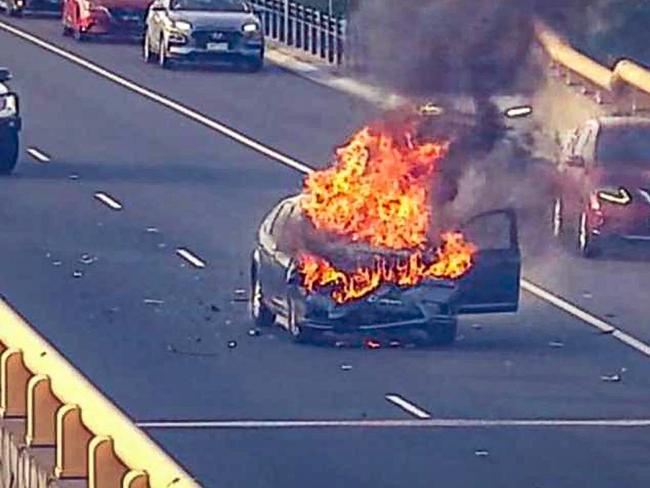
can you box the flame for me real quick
[299,123,476,304]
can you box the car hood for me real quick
[94,0,152,9]
[168,11,257,30]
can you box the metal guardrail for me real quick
[250,0,346,65]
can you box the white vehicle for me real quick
[0,68,20,175]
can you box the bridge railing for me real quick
[250,0,346,65]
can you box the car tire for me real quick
[143,33,155,63]
[287,298,311,344]
[577,211,599,258]
[158,36,171,69]
[551,197,564,239]
[0,130,19,175]
[62,24,73,37]
[243,55,263,73]
[250,269,275,328]
[419,319,458,346]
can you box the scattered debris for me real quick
[225,320,232,326]
[210,304,221,313]
[365,339,381,349]
[68,174,79,180]
[144,298,164,306]
[601,373,621,383]
[167,344,177,353]
[340,364,353,371]
[157,243,167,249]
[334,341,346,348]
[167,343,218,357]
[232,289,249,303]
[548,341,565,348]
[474,450,490,458]
[471,323,483,330]
[227,340,237,349]
[582,292,593,299]
[389,340,401,348]
[79,253,97,265]
[45,252,51,258]
[600,328,616,335]
[604,313,616,319]
[146,227,160,234]
[248,328,261,337]
[72,270,83,278]
[52,260,62,267]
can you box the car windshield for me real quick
[170,0,249,12]
[596,125,650,167]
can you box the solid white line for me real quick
[4,19,649,361]
[94,191,123,210]
[176,248,206,269]
[521,280,650,358]
[385,394,431,419]
[0,21,313,176]
[26,147,51,163]
[137,418,650,429]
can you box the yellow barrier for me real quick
[534,20,617,92]
[614,59,650,95]
[0,299,200,488]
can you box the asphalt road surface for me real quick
[1,15,650,488]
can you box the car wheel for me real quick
[158,36,171,69]
[0,130,19,175]
[250,270,275,328]
[243,55,263,73]
[287,298,311,344]
[62,24,73,37]
[143,32,155,63]
[419,319,458,346]
[577,212,599,258]
[73,27,87,42]
[551,197,563,239]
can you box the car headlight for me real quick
[173,20,192,31]
[0,94,18,116]
[242,22,260,34]
[597,187,632,205]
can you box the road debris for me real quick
[232,289,249,303]
[601,373,622,383]
[52,260,62,267]
[68,174,79,180]
[79,253,97,265]
[227,340,237,349]
[210,304,221,313]
[146,227,160,234]
[471,323,483,330]
[389,340,401,348]
[340,364,353,371]
[365,339,381,349]
[548,340,565,348]
[144,298,164,306]
[582,292,593,299]
[72,270,83,278]
[248,328,261,337]
[157,243,167,249]
[474,450,490,458]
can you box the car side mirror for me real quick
[566,155,585,168]
[0,68,12,83]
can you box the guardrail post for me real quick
[88,435,128,488]
[0,348,31,418]
[26,374,61,447]
[122,470,149,488]
[55,403,93,478]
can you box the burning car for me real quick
[250,120,521,345]
[552,116,650,257]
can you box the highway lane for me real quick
[4,14,650,349]
[1,15,650,488]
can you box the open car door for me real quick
[455,208,521,314]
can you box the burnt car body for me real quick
[143,0,264,71]
[62,0,150,41]
[250,196,521,345]
[1,0,61,16]
[553,116,650,257]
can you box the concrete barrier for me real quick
[0,299,200,488]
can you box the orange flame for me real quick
[299,123,476,304]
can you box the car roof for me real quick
[593,116,650,129]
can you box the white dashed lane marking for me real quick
[94,192,123,211]
[385,394,431,419]
[27,147,51,163]
[176,248,206,269]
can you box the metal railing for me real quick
[250,0,346,65]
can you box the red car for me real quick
[62,0,151,40]
[552,116,650,257]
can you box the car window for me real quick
[170,0,249,12]
[462,211,514,251]
[596,125,650,168]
